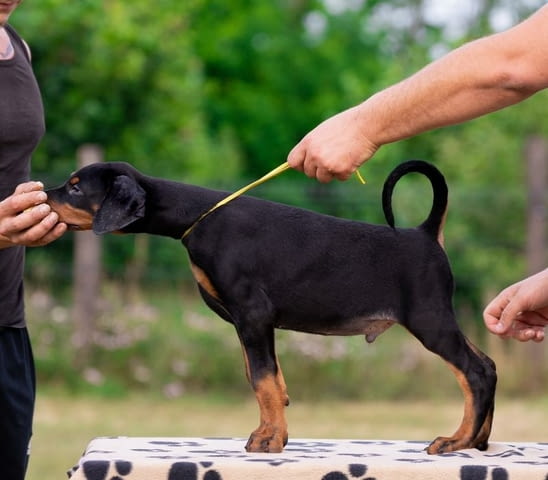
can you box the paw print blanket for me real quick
[68,437,548,480]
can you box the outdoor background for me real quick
[7,0,547,477]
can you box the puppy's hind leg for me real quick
[458,340,496,452]
[407,312,497,454]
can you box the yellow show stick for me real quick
[182,162,365,240]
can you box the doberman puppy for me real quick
[46,160,496,455]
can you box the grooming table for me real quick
[68,437,548,480]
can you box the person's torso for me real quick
[0,24,45,328]
[0,24,45,190]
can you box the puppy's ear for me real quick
[93,175,146,234]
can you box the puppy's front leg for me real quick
[246,364,289,453]
[237,327,289,453]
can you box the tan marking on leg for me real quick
[240,344,251,383]
[189,261,220,301]
[475,404,494,450]
[276,357,290,407]
[427,360,479,454]
[465,339,495,450]
[446,362,475,439]
[246,363,289,453]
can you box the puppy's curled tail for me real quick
[382,160,448,240]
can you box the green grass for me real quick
[27,389,548,480]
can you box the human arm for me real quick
[288,5,548,183]
[483,269,548,342]
[0,181,66,249]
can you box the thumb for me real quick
[483,286,516,334]
[287,140,307,172]
[497,295,526,334]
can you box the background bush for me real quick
[11,0,547,397]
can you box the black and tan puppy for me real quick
[47,160,496,454]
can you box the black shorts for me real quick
[0,327,36,480]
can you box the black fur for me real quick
[47,160,496,454]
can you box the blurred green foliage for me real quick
[27,287,466,400]
[11,1,548,394]
[27,285,545,400]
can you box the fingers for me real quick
[484,305,545,342]
[514,310,548,327]
[2,206,60,246]
[315,168,336,184]
[287,142,334,182]
[287,143,305,172]
[287,107,369,183]
[13,181,45,195]
[0,182,46,215]
[498,296,530,335]
[287,149,335,183]
[287,142,355,183]
[10,204,53,232]
[508,328,544,342]
[504,317,545,342]
[510,312,546,342]
[31,220,67,247]
[483,285,547,342]
[483,283,523,335]
[0,181,66,247]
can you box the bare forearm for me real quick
[288,5,548,182]
[360,25,548,148]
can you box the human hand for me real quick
[0,181,67,248]
[483,270,548,342]
[287,105,379,183]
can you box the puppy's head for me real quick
[46,162,146,234]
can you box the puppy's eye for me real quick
[69,184,83,196]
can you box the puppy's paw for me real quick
[245,428,287,453]
[426,436,455,454]
[426,435,487,454]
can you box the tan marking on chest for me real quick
[189,261,220,300]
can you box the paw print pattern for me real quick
[460,466,510,480]
[168,461,222,480]
[322,463,375,480]
[82,460,132,480]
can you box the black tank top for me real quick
[0,24,45,327]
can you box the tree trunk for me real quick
[72,144,103,366]
[523,135,547,391]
